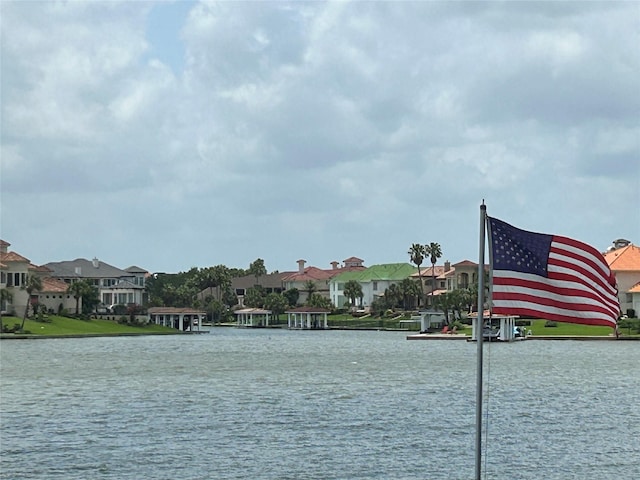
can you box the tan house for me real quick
[603,240,640,316]
[0,240,76,316]
[282,257,365,305]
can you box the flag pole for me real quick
[475,202,487,480]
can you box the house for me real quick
[329,263,417,308]
[43,257,148,310]
[1,240,35,316]
[603,240,640,316]
[0,240,76,316]
[228,271,291,307]
[282,257,365,305]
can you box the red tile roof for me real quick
[40,277,70,293]
[604,244,640,271]
[282,266,337,282]
[0,251,30,263]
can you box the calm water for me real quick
[1,329,638,480]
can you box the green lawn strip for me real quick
[527,319,618,336]
[1,315,177,336]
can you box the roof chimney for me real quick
[297,259,306,274]
[444,260,451,272]
[613,238,631,250]
[330,261,339,270]
[92,257,99,268]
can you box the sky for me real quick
[1,0,639,275]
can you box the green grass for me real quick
[526,319,620,336]
[1,315,178,336]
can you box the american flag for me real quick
[487,216,619,328]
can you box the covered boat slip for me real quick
[285,306,330,330]
[148,307,206,332]
[234,308,272,327]
[469,313,523,342]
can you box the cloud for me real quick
[1,0,638,273]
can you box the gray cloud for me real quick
[1,0,638,273]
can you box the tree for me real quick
[248,258,267,287]
[424,242,442,307]
[343,280,363,308]
[283,288,299,307]
[244,286,265,308]
[384,284,403,310]
[303,280,316,302]
[399,278,421,310]
[20,274,42,330]
[67,280,94,315]
[0,288,13,319]
[408,243,426,306]
[307,293,332,309]
[264,293,287,322]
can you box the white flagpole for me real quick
[475,202,487,480]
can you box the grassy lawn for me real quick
[526,319,617,336]
[1,315,178,336]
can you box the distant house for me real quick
[0,240,76,316]
[282,257,365,305]
[329,263,418,308]
[227,271,291,307]
[603,240,640,316]
[43,258,148,310]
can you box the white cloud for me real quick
[1,0,638,273]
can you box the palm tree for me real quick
[248,258,267,287]
[424,242,442,308]
[67,280,93,315]
[408,243,425,306]
[399,278,421,310]
[343,280,363,309]
[20,274,42,330]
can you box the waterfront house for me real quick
[329,263,418,309]
[282,257,365,305]
[603,240,640,316]
[1,240,76,317]
[44,258,148,310]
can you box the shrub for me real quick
[626,309,636,319]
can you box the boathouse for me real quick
[148,307,206,331]
[234,307,272,327]
[469,312,520,342]
[286,306,330,329]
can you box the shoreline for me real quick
[406,333,640,341]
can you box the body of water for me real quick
[1,329,638,479]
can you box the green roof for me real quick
[332,263,417,283]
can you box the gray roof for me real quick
[125,265,148,274]
[44,258,132,279]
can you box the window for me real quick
[373,281,378,291]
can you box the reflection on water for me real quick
[1,329,639,479]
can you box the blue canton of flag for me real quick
[489,217,552,277]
